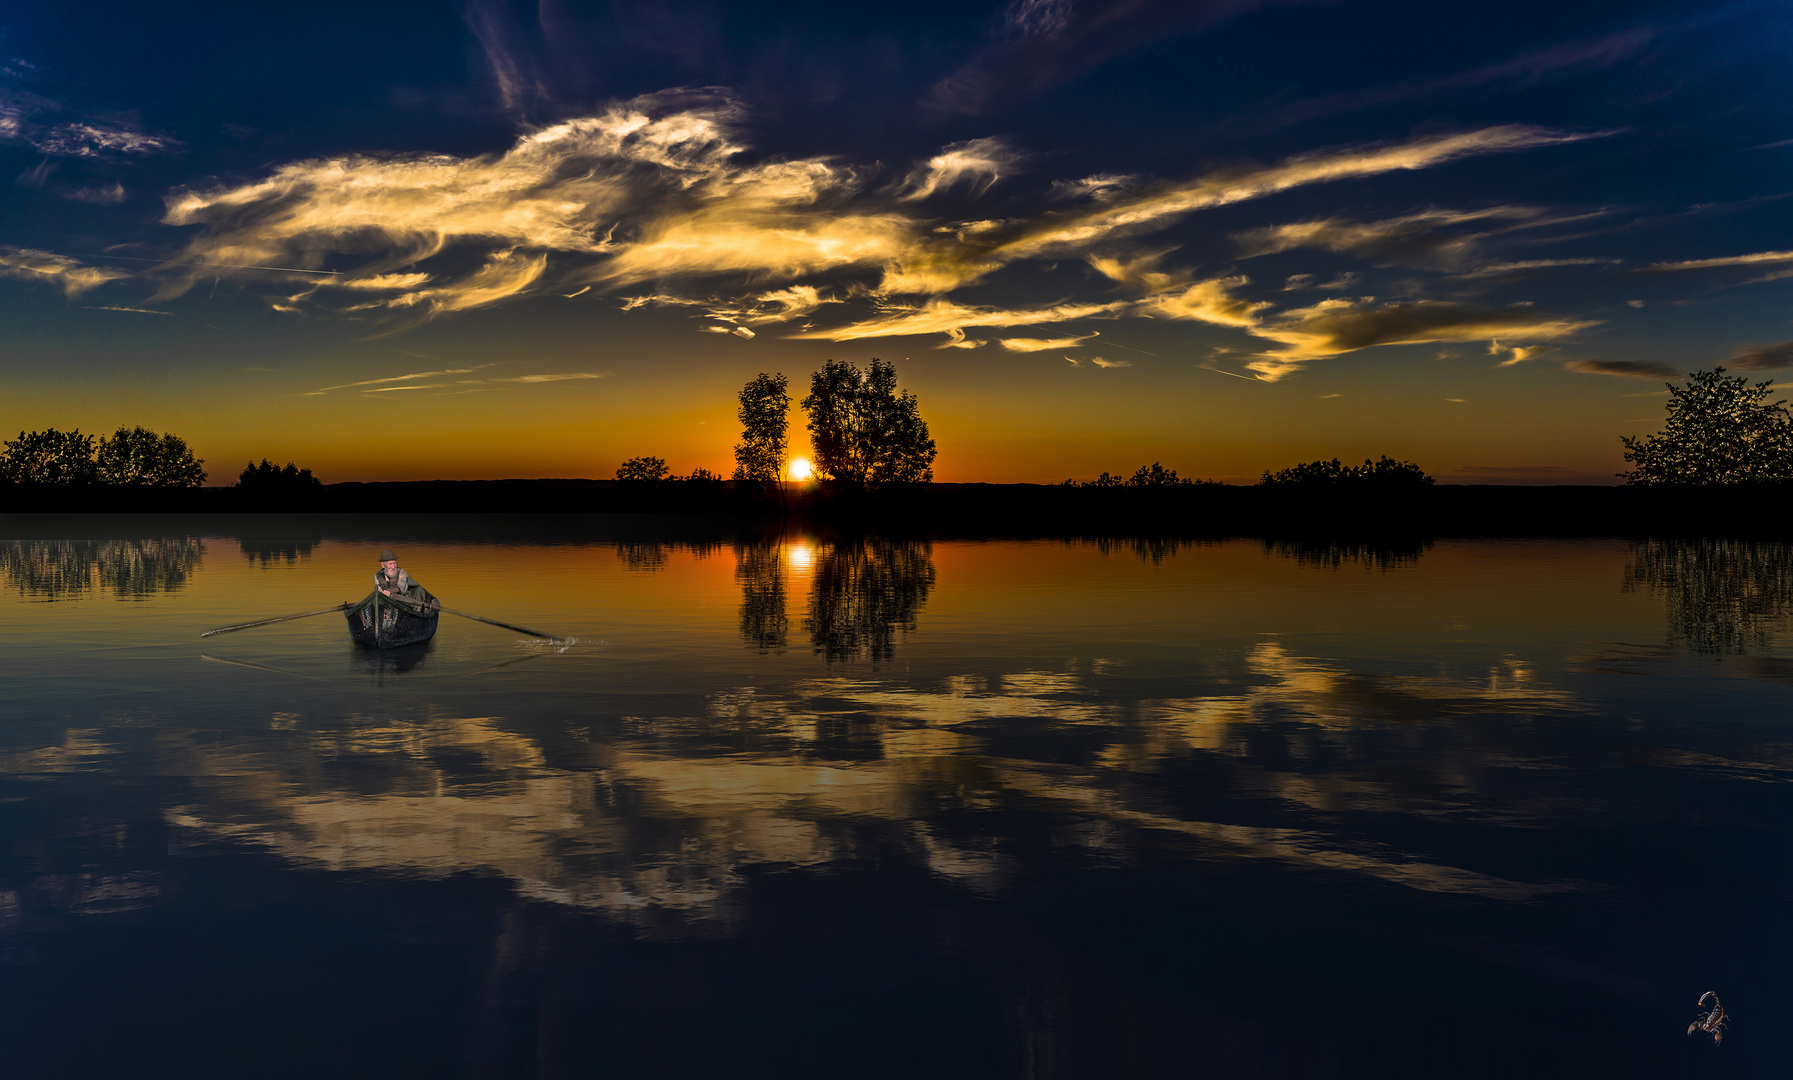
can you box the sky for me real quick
[3,0,1792,484]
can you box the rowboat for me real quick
[347,587,441,648]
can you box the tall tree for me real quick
[95,426,207,487]
[1621,368,1793,484]
[800,359,936,484]
[732,372,789,482]
[1,429,98,485]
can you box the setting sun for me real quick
[788,458,813,481]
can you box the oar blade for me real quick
[200,602,351,638]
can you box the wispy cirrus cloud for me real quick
[1563,358,1679,379]
[0,246,128,297]
[149,87,1611,373]
[1643,249,1793,271]
[890,137,1026,201]
[1726,341,1793,370]
[790,298,1129,343]
[305,365,494,395]
[0,87,178,158]
[1233,205,1611,271]
[1453,257,1619,278]
[1250,25,1658,132]
[304,364,603,395]
[997,332,1098,351]
[927,0,1292,116]
[1247,299,1599,373]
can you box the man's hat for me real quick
[378,549,397,561]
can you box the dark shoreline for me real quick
[3,480,1788,538]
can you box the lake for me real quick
[0,516,1786,1079]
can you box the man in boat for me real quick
[375,550,420,602]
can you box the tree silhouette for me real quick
[732,372,789,482]
[236,459,321,491]
[615,456,669,481]
[1259,455,1433,488]
[800,359,936,484]
[96,426,206,486]
[1,428,98,485]
[1620,368,1793,485]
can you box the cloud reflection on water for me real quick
[3,532,1790,943]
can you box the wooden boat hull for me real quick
[347,588,440,649]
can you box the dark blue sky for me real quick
[3,0,1792,482]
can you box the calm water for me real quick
[0,517,1787,1079]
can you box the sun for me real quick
[788,458,813,481]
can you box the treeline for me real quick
[1,427,205,487]
[2,425,322,493]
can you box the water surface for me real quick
[0,520,1787,1078]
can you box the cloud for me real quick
[490,372,607,382]
[464,0,552,115]
[1454,257,1619,278]
[1003,0,1078,38]
[31,122,177,158]
[935,328,986,349]
[927,0,1284,116]
[1253,26,1658,131]
[997,332,1097,351]
[1090,356,1130,368]
[1490,341,1543,366]
[792,297,1128,342]
[160,89,806,310]
[1562,358,1680,379]
[702,325,755,338]
[322,273,435,291]
[1246,299,1600,379]
[894,126,1611,292]
[1047,174,1135,202]
[1727,341,1793,370]
[1086,249,1186,293]
[1234,205,1590,269]
[891,137,1025,201]
[0,246,127,297]
[1642,250,1793,272]
[1139,276,1269,328]
[0,87,178,158]
[62,182,128,205]
[306,366,492,395]
[704,284,840,326]
[151,92,1613,360]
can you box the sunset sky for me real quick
[3,0,1792,483]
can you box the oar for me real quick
[201,653,325,681]
[384,594,563,641]
[201,602,352,638]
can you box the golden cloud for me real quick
[790,297,1129,343]
[0,246,128,297]
[1246,299,1601,379]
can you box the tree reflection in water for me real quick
[1625,538,1793,653]
[0,537,205,600]
[616,539,721,573]
[238,537,319,567]
[734,541,788,653]
[1090,536,1209,564]
[1265,537,1432,571]
[803,538,936,662]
